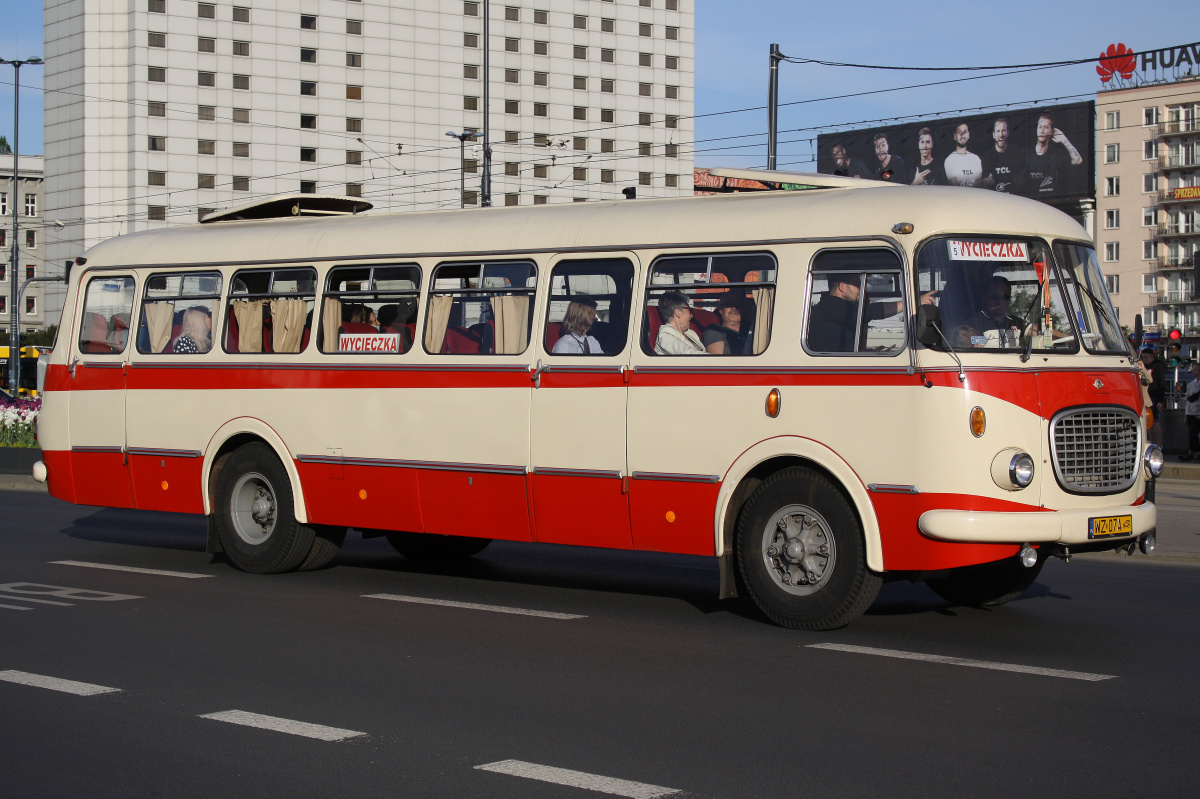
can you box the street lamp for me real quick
[1,56,44,395]
[445,131,473,208]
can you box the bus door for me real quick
[529,256,637,549]
[67,274,137,507]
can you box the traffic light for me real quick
[1168,328,1182,342]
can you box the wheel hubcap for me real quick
[231,472,277,545]
[761,504,836,597]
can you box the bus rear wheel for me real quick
[926,552,1045,608]
[213,443,315,574]
[385,532,492,561]
[736,467,881,630]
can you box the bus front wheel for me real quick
[925,552,1045,608]
[213,443,316,574]
[736,467,881,630]
[385,532,492,561]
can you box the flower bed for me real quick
[1,396,39,448]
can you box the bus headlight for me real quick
[991,448,1035,491]
[1144,444,1164,479]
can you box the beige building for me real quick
[1,154,49,332]
[1096,76,1200,355]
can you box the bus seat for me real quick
[645,310,664,350]
[545,321,563,349]
[226,313,240,353]
[692,308,719,330]
[444,326,482,354]
[339,322,378,334]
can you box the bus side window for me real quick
[805,250,906,356]
[224,268,317,354]
[544,258,634,355]
[318,263,421,355]
[644,252,777,356]
[423,261,537,355]
[78,276,136,355]
[136,272,223,354]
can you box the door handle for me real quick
[531,359,550,388]
[69,356,80,378]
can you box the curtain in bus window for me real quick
[271,298,308,353]
[425,295,453,352]
[232,300,264,353]
[752,287,774,354]
[321,297,342,352]
[491,295,530,354]
[143,302,174,353]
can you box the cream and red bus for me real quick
[33,175,1163,630]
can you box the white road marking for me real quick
[50,560,212,579]
[807,643,1117,682]
[475,760,681,799]
[0,670,121,696]
[199,710,367,742]
[0,596,73,606]
[364,593,586,619]
[0,604,33,611]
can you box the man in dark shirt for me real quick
[909,127,947,185]
[1026,113,1083,195]
[981,117,1023,194]
[872,133,907,184]
[830,143,872,179]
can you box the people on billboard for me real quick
[872,133,907,184]
[1025,113,1084,195]
[981,118,1023,193]
[830,143,872,179]
[909,127,947,185]
[944,123,983,187]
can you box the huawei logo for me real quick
[1097,43,1136,83]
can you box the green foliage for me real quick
[0,135,11,155]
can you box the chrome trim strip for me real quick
[295,454,525,476]
[126,447,203,459]
[918,365,1141,375]
[867,483,921,494]
[539,365,627,375]
[531,467,622,479]
[81,362,125,369]
[129,362,532,373]
[631,471,720,483]
[71,446,124,454]
[630,365,912,376]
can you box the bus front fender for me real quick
[202,418,309,524]
[715,436,883,573]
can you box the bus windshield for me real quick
[917,237,1078,354]
[1054,242,1128,355]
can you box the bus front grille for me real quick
[1050,407,1141,494]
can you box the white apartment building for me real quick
[1,154,49,333]
[1096,76,1200,353]
[43,0,695,325]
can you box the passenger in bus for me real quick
[173,307,213,354]
[552,299,604,354]
[808,274,889,353]
[963,275,1025,347]
[703,294,748,355]
[348,304,379,330]
[654,291,706,355]
[377,303,414,352]
[107,313,131,351]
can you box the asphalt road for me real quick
[2,487,1198,798]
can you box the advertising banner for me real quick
[816,101,1095,202]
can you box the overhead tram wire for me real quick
[781,42,1197,71]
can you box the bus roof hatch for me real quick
[199,195,374,224]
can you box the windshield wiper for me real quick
[1020,276,1046,363]
[1071,278,1128,358]
[930,319,966,382]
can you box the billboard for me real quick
[816,101,1095,202]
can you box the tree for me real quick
[0,135,10,154]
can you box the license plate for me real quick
[1088,515,1133,539]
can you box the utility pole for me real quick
[446,131,471,208]
[480,0,492,207]
[767,44,782,171]
[1,56,43,395]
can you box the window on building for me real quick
[573,107,587,121]
[666,85,679,99]
[1144,173,1156,193]
[534,195,547,205]
[198,71,216,87]
[1144,140,1158,160]
[25,230,36,248]
[149,67,166,82]
[574,14,586,28]
[505,131,519,143]
[666,26,679,40]
[1104,111,1120,130]
[639,52,652,67]
[301,15,317,29]
[1143,274,1156,293]
[665,144,678,158]
[233,176,249,191]
[506,38,520,53]
[233,74,250,90]
[148,205,167,220]
[198,37,216,53]
[505,6,519,20]
[1105,176,1120,196]
[0,262,4,278]
[1144,106,1159,126]
[573,167,587,181]
[1144,207,1156,226]
[346,183,362,197]
[640,0,652,6]
[568,137,584,151]
[601,139,614,153]
[198,174,215,189]
[574,45,587,59]
[342,150,361,165]
[665,174,679,188]
[639,112,652,126]
[346,117,362,132]
[347,19,362,34]
[464,191,479,205]
[464,1,479,15]
[465,33,479,48]
[26,296,36,316]
[464,96,479,110]
[639,23,652,36]
[534,134,549,146]
[601,109,614,123]
[534,164,547,178]
[638,142,651,156]
[600,79,614,93]
[667,0,678,9]
[148,170,166,186]
[233,7,249,22]
[666,55,678,70]
[1143,241,1158,260]
[301,48,317,63]
[601,18,614,32]
[639,83,652,97]
[149,32,166,48]
[534,41,548,55]
[1105,143,1119,163]
[1105,274,1119,294]
[197,105,215,121]
[601,169,614,183]
[198,3,215,19]
[233,41,250,56]
[300,114,317,129]
[300,180,317,194]
[149,0,165,12]
[502,162,518,177]
[601,48,614,62]
[149,101,167,117]
[148,136,166,151]
[233,142,249,157]
[504,68,518,83]
[198,139,215,155]
[534,9,548,24]
[534,72,548,86]
[233,108,250,123]
[464,159,479,174]
[346,85,362,99]
[573,75,587,90]
[534,103,547,117]
[1105,209,1120,229]
[639,172,651,186]
[300,147,317,162]
[346,52,362,68]
[505,100,519,114]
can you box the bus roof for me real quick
[81,182,1090,270]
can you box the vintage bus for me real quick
[32,176,1163,630]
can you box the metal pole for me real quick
[459,136,466,208]
[767,44,781,171]
[480,0,492,207]
[7,62,21,394]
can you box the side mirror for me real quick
[1132,314,1144,349]
[915,303,942,348]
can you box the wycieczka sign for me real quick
[1098,41,1200,87]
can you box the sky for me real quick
[2,1,1198,169]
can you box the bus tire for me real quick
[736,467,881,630]
[213,443,315,574]
[297,526,347,571]
[926,553,1045,608]
[385,532,492,561]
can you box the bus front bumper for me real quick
[918,502,1155,545]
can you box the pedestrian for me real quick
[1181,362,1200,461]
[1140,347,1167,447]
